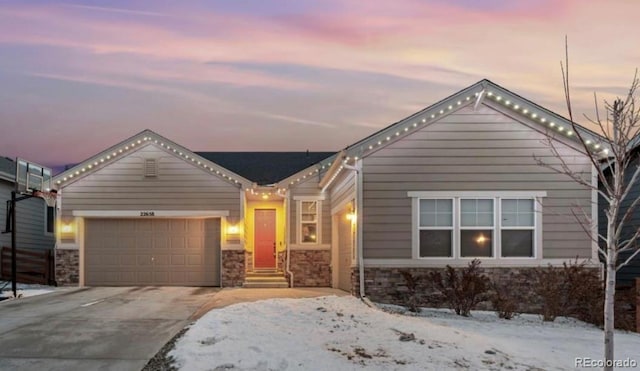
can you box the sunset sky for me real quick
[1,0,638,170]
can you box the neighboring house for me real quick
[52,80,605,302]
[0,157,56,252]
[598,146,640,287]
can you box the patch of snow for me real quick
[171,296,640,370]
[0,281,57,300]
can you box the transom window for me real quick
[410,192,543,259]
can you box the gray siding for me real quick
[362,103,592,260]
[330,170,355,212]
[289,176,331,245]
[0,180,55,250]
[60,144,241,218]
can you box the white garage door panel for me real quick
[85,218,220,286]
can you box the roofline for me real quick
[276,152,339,189]
[336,79,609,162]
[53,129,253,189]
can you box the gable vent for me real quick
[144,158,158,177]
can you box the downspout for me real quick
[285,190,294,287]
[343,160,365,298]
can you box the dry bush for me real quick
[489,278,520,320]
[397,270,424,313]
[429,259,489,317]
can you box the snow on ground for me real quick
[171,295,640,371]
[0,281,57,300]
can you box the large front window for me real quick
[411,192,542,259]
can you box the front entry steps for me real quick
[243,269,289,288]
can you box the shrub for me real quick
[429,259,489,317]
[397,270,423,313]
[532,265,568,321]
[489,278,519,320]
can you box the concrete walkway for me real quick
[191,287,349,319]
[0,286,218,371]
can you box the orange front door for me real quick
[255,209,276,268]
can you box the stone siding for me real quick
[289,250,331,287]
[221,250,245,287]
[353,266,598,313]
[245,251,254,272]
[55,249,79,285]
[277,251,286,273]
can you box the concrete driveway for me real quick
[0,286,218,371]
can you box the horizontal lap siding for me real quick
[330,171,355,212]
[0,181,55,250]
[290,177,331,245]
[362,103,592,260]
[61,145,241,218]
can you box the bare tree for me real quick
[537,40,640,371]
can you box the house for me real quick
[0,156,56,252]
[599,145,640,288]
[52,80,605,303]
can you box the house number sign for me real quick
[140,211,155,216]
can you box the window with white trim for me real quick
[412,192,542,259]
[500,199,535,257]
[299,200,320,244]
[460,199,494,257]
[418,199,453,257]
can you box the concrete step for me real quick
[242,280,289,288]
[244,276,288,282]
[245,272,284,277]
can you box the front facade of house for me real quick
[52,80,604,300]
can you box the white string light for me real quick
[55,134,245,186]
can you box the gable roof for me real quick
[345,79,605,160]
[53,130,253,189]
[197,152,335,186]
[318,79,609,187]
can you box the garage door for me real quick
[337,209,353,292]
[85,218,220,286]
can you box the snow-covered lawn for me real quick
[0,281,57,300]
[171,296,640,371]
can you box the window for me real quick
[501,199,534,257]
[46,206,55,234]
[460,199,494,257]
[418,199,453,257]
[411,192,543,260]
[300,200,319,244]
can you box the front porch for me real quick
[221,186,333,288]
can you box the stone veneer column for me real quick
[221,250,246,287]
[55,248,79,285]
[289,250,331,287]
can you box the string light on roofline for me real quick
[55,134,245,187]
[484,90,605,152]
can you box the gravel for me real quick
[142,326,189,371]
